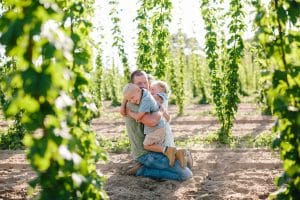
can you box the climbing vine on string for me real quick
[109,0,131,82]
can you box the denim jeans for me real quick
[136,152,193,181]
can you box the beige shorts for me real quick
[143,127,165,146]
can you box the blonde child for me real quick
[150,80,187,168]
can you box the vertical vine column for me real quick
[221,0,245,142]
[151,0,172,79]
[201,0,223,127]
[94,52,104,114]
[110,59,121,106]
[109,0,131,82]
[0,0,108,199]
[177,29,185,115]
[136,0,154,74]
[201,0,244,143]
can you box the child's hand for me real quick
[159,106,166,114]
[154,94,163,105]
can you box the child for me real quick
[150,80,187,168]
[123,83,186,168]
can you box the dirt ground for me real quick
[0,103,282,200]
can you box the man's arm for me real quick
[139,111,162,127]
[127,109,146,121]
[125,107,162,127]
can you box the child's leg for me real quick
[143,128,176,167]
[144,144,164,153]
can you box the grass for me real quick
[175,131,277,149]
[175,132,221,148]
[97,131,130,153]
[95,128,276,153]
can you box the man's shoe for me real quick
[126,162,142,176]
[164,147,176,167]
[175,149,187,168]
[185,150,193,169]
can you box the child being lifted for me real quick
[123,83,187,168]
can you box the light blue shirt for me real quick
[138,89,166,134]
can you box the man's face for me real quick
[133,75,149,90]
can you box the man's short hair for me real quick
[130,70,148,83]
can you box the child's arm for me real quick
[144,144,164,153]
[160,106,171,122]
[127,109,146,121]
[119,99,127,116]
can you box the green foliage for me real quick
[136,0,154,74]
[92,52,104,115]
[102,73,112,101]
[0,112,26,150]
[151,0,172,79]
[191,51,208,104]
[168,30,186,114]
[176,131,277,149]
[109,0,131,82]
[253,0,300,198]
[168,60,178,104]
[0,51,26,150]
[201,0,224,140]
[254,131,277,148]
[175,133,218,148]
[110,60,121,107]
[98,131,130,153]
[250,42,272,115]
[0,57,15,109]
[220,0,245,142]
[0,0,108,199]
[176,30,185,115]
[201,0,244,143]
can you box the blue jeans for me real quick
[136,152,193,181]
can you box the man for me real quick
[120,70,193,181]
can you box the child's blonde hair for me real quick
[123,83,140,97]
[151,80,170,95]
